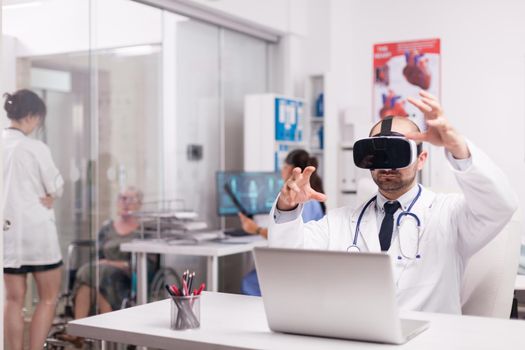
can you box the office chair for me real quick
[461,215,523,318]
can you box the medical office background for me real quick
[1,0,525,336]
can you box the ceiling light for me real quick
[112,45,161,57]
[3,0,43,10]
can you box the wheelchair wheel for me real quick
[149,267,180,302]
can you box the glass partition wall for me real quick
[2,0,272,333]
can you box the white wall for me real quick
[1,35,17,120]
[188,0,340,205]
[188,0,307,35]
[187,0,328,95]
[2,0,162,57]
[328,0,525,211]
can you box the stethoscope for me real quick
[347,184,423,260]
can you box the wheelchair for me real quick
[44,240,179,349]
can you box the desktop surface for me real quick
[121,235,265,256]
[68,292,525,350]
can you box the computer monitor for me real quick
[216,171,284,217]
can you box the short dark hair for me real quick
[3,89,46,121]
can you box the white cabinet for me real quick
[305,75,325,177]
[244,94,306,172]
[338,109,359,207]
[340,144,356,192]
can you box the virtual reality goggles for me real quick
[353,117,421,170]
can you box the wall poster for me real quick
[373,38,441,130]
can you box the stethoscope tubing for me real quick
[348,185,422,253]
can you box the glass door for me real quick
[2,0,277,335]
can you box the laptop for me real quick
[253,247,429,344]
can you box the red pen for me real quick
[195,283,205,296]
[182,278,189,296]
[170,284,180,296]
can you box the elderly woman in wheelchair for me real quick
[57,186,157,345]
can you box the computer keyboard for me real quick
[223,228,251,237]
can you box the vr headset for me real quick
[353,117,421,170]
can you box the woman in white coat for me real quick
[269,91,518,314]
[3,90,64,350]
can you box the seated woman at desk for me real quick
[71,186,149,319]
[239,149,325,295]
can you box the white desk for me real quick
[120,234,266,304]
[69,292,525,350]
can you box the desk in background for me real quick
[69,292,525,350]
[516,275,525,319]
[120,234,266,304]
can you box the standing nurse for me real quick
[3,90,65,350]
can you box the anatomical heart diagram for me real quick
[373,39,440,128]
[402,49,431,90]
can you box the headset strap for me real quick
[380,117,393,135]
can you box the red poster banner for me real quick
[373,38,441,129]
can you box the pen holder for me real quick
[170,295,201,330]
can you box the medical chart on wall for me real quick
[373,38,441,130]
[274,97,304,142]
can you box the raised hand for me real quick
[406,90,470,159]
[276,166,327,211]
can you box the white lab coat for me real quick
[2,129,64,268]
[268,142,518,314]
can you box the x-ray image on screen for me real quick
[216,172,284,216]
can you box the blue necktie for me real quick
[379,201,401,251]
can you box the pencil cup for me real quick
[170,295,201,330]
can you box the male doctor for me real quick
[268,91,518,314]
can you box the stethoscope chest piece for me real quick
[347,245,360,253]
[348,185,424,260]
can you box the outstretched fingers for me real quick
[291,167,302,179]
[420,97,442,116]
[309,189,327,202]
[407,93,442,119]
[302,166,316,182]
[288,181,301,193]
[404,131,428,142]
[407,96,432,113]
[419,90,438,101]
[287,167,303,192]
